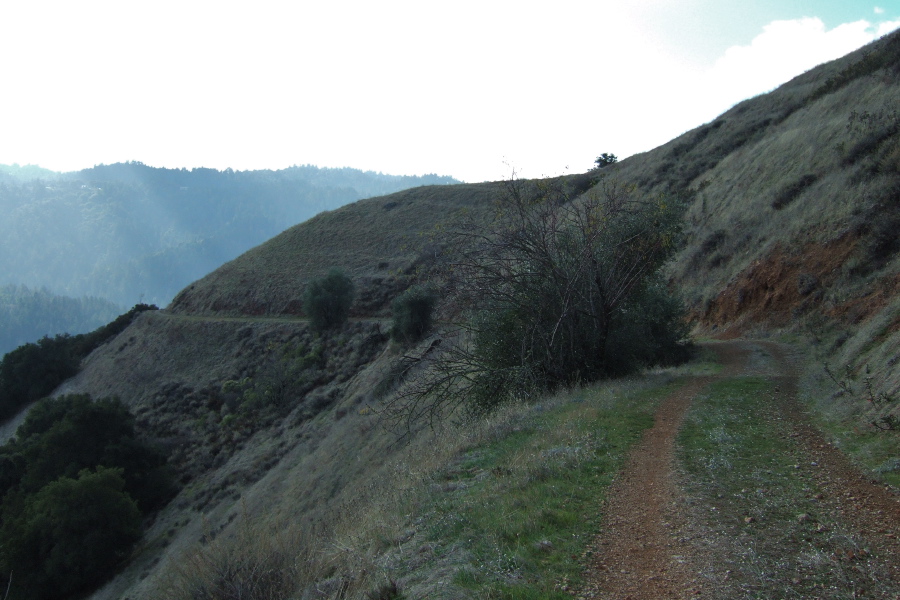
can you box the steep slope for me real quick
[611,31,900,406]
[29,30,900,600]
[615,33,900,339]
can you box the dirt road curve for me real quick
[577,340,900,599]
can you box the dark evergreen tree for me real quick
[303,269,355,331]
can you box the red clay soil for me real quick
[698,235,859,336]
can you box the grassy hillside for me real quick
[167,182,508,317]
[6,29,897,600]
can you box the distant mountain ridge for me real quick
[0,284,122,356]
[0,162,459,307]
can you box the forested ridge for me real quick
[0,162,459,307]
[0,285,122,357]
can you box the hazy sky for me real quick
[1,1,898,182]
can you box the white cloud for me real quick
[686,17,900,123]
[1,4,899,182]
[877,19,900,36]
[875,7,885,14]
[711,18,871,97]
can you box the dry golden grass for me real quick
[168,183,504,318]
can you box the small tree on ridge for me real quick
[303,269,354,331]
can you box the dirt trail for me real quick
[762,341,900,582]
[578,340,900,598]
[578,343,750,599]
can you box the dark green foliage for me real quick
[594,153,618,168]
[604,277,693,375]
[0,336,81,419]
[1,467,142,600]
[0,395,174,599]
[391,286,437,343]
[303,269,354,331]
[6,395,174,510]
[771,173,818,210]
[0,304,156,422]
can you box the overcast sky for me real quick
[1,1,898,182]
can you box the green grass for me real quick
[678,376,894,598]
[407,378,679,598]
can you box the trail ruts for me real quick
[578,343,748,599]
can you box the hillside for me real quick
[2,30,899,600]
[0,163,459,307]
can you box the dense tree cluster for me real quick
[0,395,174,599]
[391,285,437,343]
[303,269,355,331]
[594,152,618,168]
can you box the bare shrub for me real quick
[165,515,310,600]
[380,175,690,432]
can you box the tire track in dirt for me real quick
[761,341,900,583]
[578,342,750,599]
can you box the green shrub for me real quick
[391,286,437,343]
[386,176,691,422]
[0,467,142,600]
[604,276,693,375]
[303,269,354,331]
